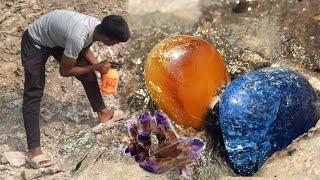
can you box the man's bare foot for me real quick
[28,147,50,165]
[98,108,114,123]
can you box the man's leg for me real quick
[74,55,109,114]
[50,50,113,122]
[21,30,49,160]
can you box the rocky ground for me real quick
[0,0,319,179]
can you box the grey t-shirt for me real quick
[28,10,101,58]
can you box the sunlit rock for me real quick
[145,35,230,128]
[219,67,319,176]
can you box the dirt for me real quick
[0,0,319,179]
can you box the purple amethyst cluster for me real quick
[124,111,205,176]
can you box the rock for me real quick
[92,121,120,134]
[0,175,16,180]
[7,98,23,108]
[72,148,103,174]
[32,5,40,10]
[1,156,9,164]
[96,134,103,141]
[0,164,8,171]
[1,14,24,31]
[40,107,54,122]
[44,126,57,137]
[128,0,202,28]
[66,106,94,123]
[0,134,8,144]
[66,105,80,123]
[231,0,258,13]
[3,151,26,167]
[43,164,67,175]
[5,2,13,8]
[8,168,23,177]
[0,11,11,23]
[219,68,319,176]
[23,169,43,180]
[0,145,10,155]
[131,58,142,65]
[239,51,270,68]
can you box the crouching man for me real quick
[21,9,130,168]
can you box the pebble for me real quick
[7,98,23,108]
[40,107,54,122]
[44,164,68,175]
[0,164,8,171]
[0,175,16,180]
[96,134,103,141]
[132,58,142,65]
[1,156,9,164]
[0,144,10,155]
[23,169,43,180]
[3,151,26,167]
[0,134,8,144]
[313,15,320,21]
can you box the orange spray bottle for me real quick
[101,61,123,94]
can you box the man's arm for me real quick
[59,55,110,77]
[59,55,94,77]
[83,47,99,65]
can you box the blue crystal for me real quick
[219,68,319,176]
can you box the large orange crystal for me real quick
[144,35,230,128]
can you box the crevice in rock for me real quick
[94,153,102,163]
[74,154,88,172]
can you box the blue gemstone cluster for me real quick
[219,68,319,176]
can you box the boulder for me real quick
[23,169,42,180]
[3,151,26,167]
[219,68,319,175]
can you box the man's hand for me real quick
[94,60,111,74]
[82,48,111,74]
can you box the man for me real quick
[20,10,130,168]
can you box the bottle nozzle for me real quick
[110,61,124,70]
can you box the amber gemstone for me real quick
[144,36,230,128]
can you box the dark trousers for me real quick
[21,30,106,149]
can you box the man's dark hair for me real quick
[96,15,130,42]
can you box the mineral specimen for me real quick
[144,35,230,128]
[124,111,205,177]
[219,67,319,176]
